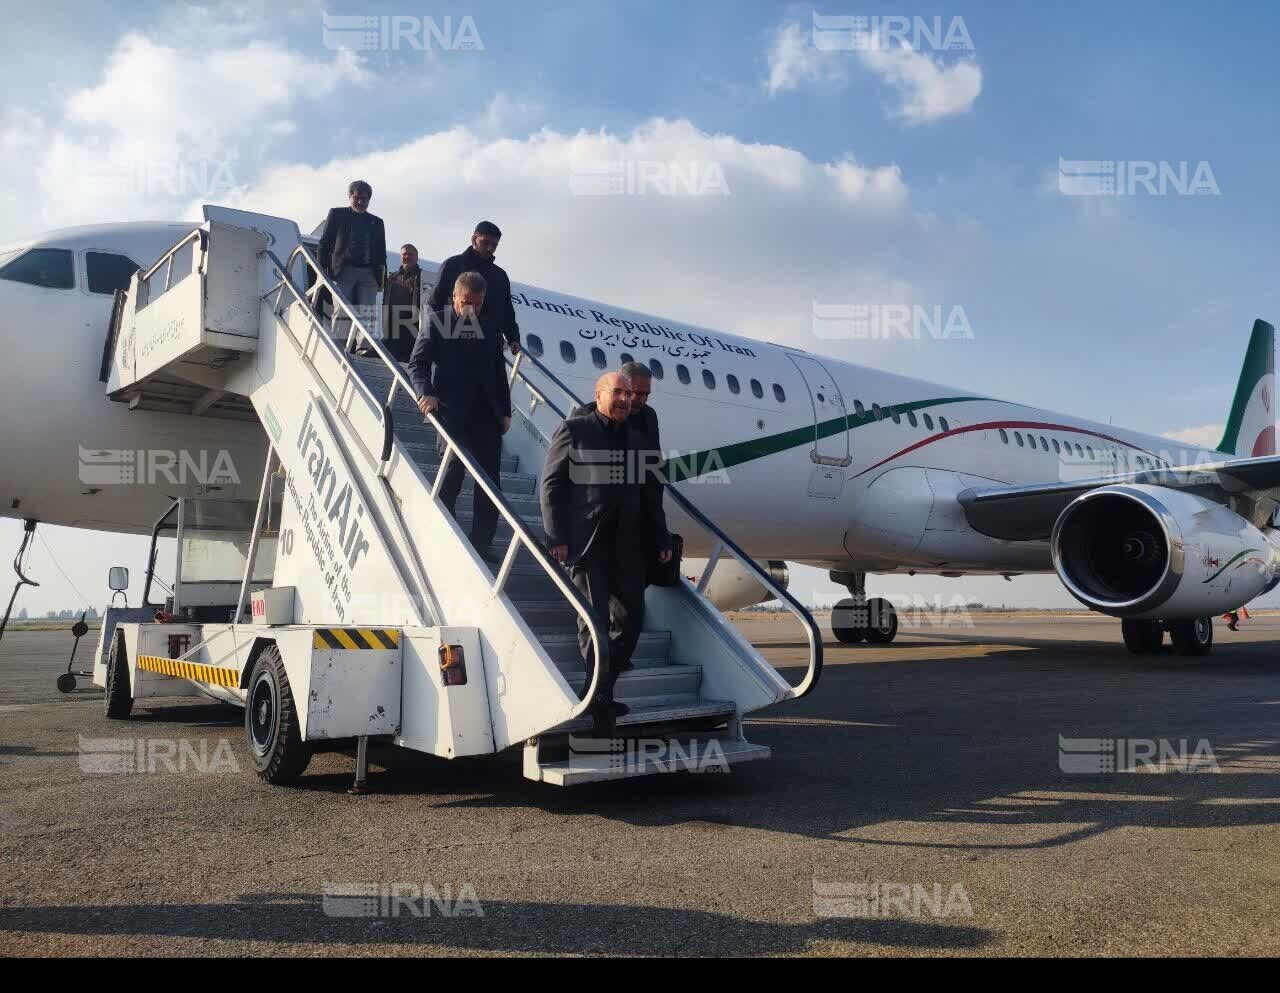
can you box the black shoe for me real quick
[615,660,635,674]
[589,702,615,738]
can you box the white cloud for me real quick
[765,22,847,96]
[222,116,927,356]
[763,19,981,124]
[1167,424,1224,448]
[859,39,982,125]
[0,30,367,236]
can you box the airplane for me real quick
[1,210,1276,658]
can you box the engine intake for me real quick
[1051,484,1280,619]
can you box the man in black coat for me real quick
[427,221,521,354]
[569,361,670,569]
[317,179,387,347]
[542,371,673,733]
[410,270,512,558]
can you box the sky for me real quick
[1,0,1278,614]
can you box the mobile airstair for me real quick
[93,206,822,787]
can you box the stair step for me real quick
[530,736,770,786]
[550,698,738,735]
[402,442,519,475]
[563,664,701,704]
[455,512,545,542]
[512,600,579,633]
[400,466,536,496]
[538,630,672,666]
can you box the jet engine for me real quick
[695,559,790,611]
[1050,484,1280,619]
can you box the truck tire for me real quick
[103,635,133,719]
[245,645,311,784]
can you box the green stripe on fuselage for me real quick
[664,395,986,483]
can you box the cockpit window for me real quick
[0,248,75,289]
[86,252,141,295]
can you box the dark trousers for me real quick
[570,544,646,706]
[436,405,503,550]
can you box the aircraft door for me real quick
[787,354,851,499]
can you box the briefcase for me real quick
[648,533,684,587]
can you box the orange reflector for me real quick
[439,644,467,686]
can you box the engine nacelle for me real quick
[695,559,790,611]
[1051,484,1280,619]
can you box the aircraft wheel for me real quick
[831,598,867,643]
[246,645,312,785]
[1169,617,1213,657]
[864,597,899,644]
[1121,619,1164,654]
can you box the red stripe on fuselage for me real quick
[852,420,1160,478]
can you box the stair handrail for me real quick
[266,244,608,722]
[506,349,824,697]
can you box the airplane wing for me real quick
[957,454,1280,541]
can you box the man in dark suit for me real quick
[427,221,521,355]
[542,371,673,733]
[317,179,387,347]
[570,361,670,568]
[410,270,512,558]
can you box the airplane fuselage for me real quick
[0,219,1223,578]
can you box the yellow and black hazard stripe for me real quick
[312,628,401,651]
[137,654,240,688]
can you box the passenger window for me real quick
[1015,432,1024,447]
[86,252,141,295]
[526,334,544,357]
[853,400,865,417]
[1040,436,1049,452]
[1086,446,1095,460]
[871,403,884,420]
[0,248,75,290]
[999,429,1009,444]
[923,413,934,430]
[773,384,786,403]
[560,340,576,363]
[702,369,716,390]
[1075,444,1084,458]
[907,411,918,428]
[1052,439,1061,454]
[726,374,740,395]
[620,353,633,365]
[939,416,949,432]
[890,409,901,425]
[750,379,763,399]
[649,359,664,380]
[677,364,691,385]
[591,347,607,369]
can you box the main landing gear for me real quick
[1121,617,1213,657]
[829,571,898,645]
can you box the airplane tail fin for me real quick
[1217,319,1275,457]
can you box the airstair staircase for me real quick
[102,206,823,786]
